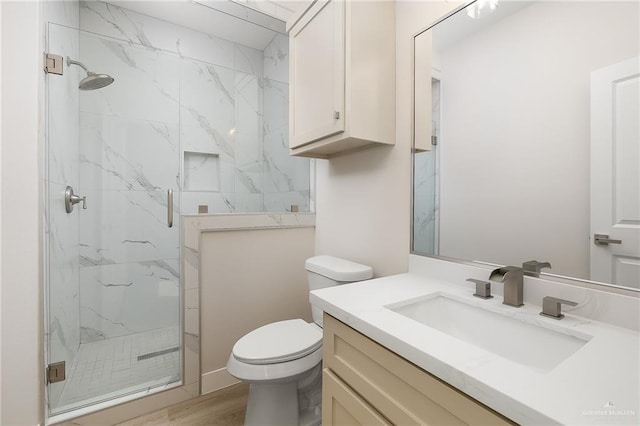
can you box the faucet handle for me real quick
[539,296,578,320]
[467,278,493,299]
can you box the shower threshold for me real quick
[47,377,182,425]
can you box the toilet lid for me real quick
[232,319,323,365]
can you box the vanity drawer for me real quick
[323,368,391,425]
[323,313,515,425]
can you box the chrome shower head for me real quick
[79,72,115,90]
[66,57,114,90]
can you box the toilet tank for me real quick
[305,255,373,326]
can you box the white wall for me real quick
[437,1,639,279]
[0,1,44,424]
[314,0,458,277]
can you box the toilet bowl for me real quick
[226,255,373,426]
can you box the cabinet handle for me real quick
[333,111,340,120]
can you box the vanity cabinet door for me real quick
[288,0,395,158]
[323,368,391,426]
[323,313,516,425]
[289,0,345,149]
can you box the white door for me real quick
[590,57,640,288]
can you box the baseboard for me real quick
[201,367,240,395]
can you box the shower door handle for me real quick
[167,189,173,228]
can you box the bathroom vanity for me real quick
[322,314,514,425]
[311,255,640,425]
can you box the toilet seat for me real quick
[227,345,323,383]
[232,319,322,365]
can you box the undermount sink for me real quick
[386,293,591,372]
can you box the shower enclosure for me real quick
[44,0,309,420]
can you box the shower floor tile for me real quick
[54,326,181,413]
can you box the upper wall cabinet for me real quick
[287,0,395,159]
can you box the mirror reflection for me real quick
[413,0,639,290]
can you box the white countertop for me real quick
[311,272,640,425]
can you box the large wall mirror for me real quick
[412,0,639,291]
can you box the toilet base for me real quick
[240,364,322,426]
[245,382,298,426]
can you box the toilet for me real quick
[226,255,373,426]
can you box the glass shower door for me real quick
[413,77,441,255]
[46,24,182,416]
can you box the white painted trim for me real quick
[201,368,241,395]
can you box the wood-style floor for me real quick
[115,383,249,426]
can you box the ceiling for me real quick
[108,0,310,50]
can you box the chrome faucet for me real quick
[489,266,524,307]
[522,260,551,277]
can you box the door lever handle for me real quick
[594,234,622,245]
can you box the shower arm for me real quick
[66,57,91,74]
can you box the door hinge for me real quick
[44,53,64,75]
[47,361,66,383]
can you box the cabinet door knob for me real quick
[333,111,340,120]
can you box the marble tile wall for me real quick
[77,32,181,343]
[78,1,311,215]
[179,53,238,214]
[73,1,311,343]
[262,34,311,212]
